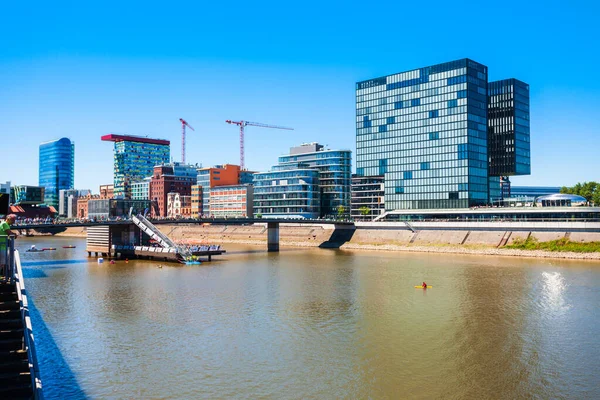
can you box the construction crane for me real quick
[225,120,293,170]
[179,118,195,164]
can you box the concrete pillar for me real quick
[267,222,279,252]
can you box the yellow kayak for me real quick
[414,286,433,288]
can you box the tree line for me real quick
[560,182,600,205]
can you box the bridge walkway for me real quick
[131,215,191,259]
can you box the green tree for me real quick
[561,181,600,205]
[337,205,346,217]
[359,206,371,217]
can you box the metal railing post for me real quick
[8,236,15,282]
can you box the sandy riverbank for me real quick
[36,224,600,261]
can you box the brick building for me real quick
[150,165,195,217]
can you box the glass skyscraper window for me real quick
[39,137,75,208]
[356,58,489,210]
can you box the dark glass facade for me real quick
[488,79,531,176]
[39,138,74,208]
[356,59,489,210]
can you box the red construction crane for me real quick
[225,120,293,170]
[179,118,195,164]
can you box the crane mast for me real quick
[225,120,293,170]
[179,118,195,164]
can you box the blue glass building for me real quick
[254,143,351,218]
[356,59,529,210]
[253,165,321,219]
[39,137,75,208]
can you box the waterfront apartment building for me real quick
[356,58,530,211]
[253,143,351,219]
[39,138,75,208]
[253,166,321,218]
[209,184,253,217]
[196,164,242,215]
[166,193,192,218]
[350,175,385,220]
[101,134,170,199]
[149,165,196,217]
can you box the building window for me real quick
[379,159,388,175]
[394,102,403,109]
[403,171,412,180]
[429,132,439,140]
[387,116,395,124]
[411,98,420,107]
[449,192,459,200]
[379,125,387,133]
[429,110,439,118]
[420,162,430,170]
[447,99,458,108]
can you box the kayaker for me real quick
[422,282,428,288]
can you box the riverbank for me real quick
[35,224,600,261]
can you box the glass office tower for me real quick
[277,143,352,217]
[356,59,489,209]
[253,165,321,219]
[488,79,531,176]
[101,134,170,199]
[39,137,75,208]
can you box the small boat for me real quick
[185,261,202,265]
[42,248,57,251]
[414,285,433,289]
[26,248,45,252]
[63,245,76,249]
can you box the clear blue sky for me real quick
[1,0,598,191]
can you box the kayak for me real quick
[26,249,45,252]
[43,248,57,251]
[414,286,433,288]
[63,246,76,249]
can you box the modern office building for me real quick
[350,175,385,220]
[196,164,242,215]
[101,134,170,199]
[356,58,530,211]
[131,179,151,201]
[39,137,75,208]
[488,79,531,176]
[239,171,256,185]
[209,184,254,217]
[253,165,321,218]
[149,165,196,217]
[12,186,45,205]
[276,143,352,217]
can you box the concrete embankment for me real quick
[157,223,600,261]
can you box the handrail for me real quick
[14,247,44,399]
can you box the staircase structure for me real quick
[0,238,43,399]
[131,214,191,259]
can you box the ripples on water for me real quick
[17,237,600,399]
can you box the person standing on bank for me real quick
[0,214,17,277]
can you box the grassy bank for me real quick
[506,237,600,252]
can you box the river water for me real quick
[16,236,600,399]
